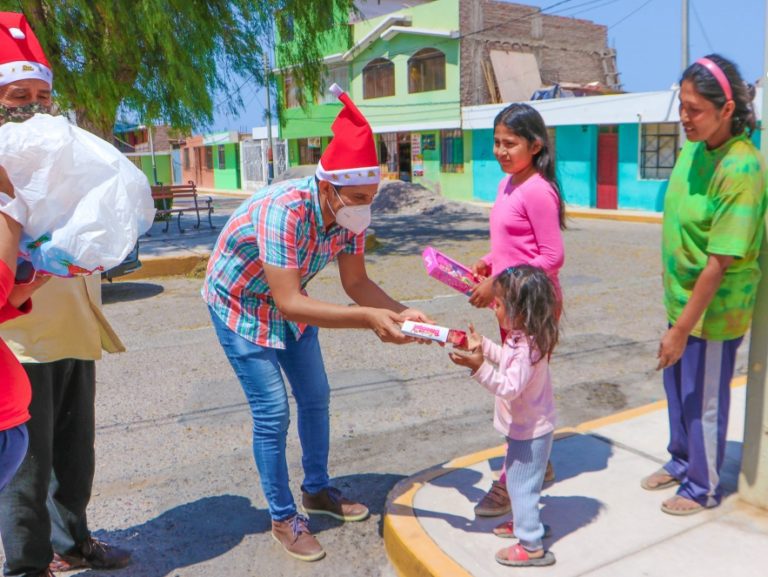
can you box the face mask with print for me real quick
[328,185,371,234]
[0,101,52,126]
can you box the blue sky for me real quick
[209,0,766,132]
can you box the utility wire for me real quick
[608,0,656,30]
[691,0,715,54]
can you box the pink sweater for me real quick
[472,332,556,441]
[482,173,564,298]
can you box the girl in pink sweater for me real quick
[450,265,559,567]
[469,103,565,521]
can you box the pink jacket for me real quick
[472,331,556,441]
[482,173,564,299]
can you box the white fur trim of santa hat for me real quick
[315,160,380,186]
[0,60,52,87]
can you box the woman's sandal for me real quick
[495,543,556,567]
[493,521,551,539]
[661,495,706,516]
[640,468,679,491]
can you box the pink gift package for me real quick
[401,320,468,348]
[422,246,477,296]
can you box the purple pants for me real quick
[663,333,743,507]
[0,424,28,493]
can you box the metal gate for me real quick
[240,139,289,191]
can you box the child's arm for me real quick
[481,335,503,365]
[472,345,537,401]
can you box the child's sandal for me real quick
[495,543,556,567]
[493,521,551,539]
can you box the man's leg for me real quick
[49,360,95,554]
[0,362,57,577]
[278,326,329,495]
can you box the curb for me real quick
[115,254,209,281]
[383,375,747,577]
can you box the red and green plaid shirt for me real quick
[202,177,365,349]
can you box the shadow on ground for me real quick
[83,495,268,577]
[102,282,164,304]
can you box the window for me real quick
[440,129,463,173]
[183,148,190,169]
[317,66,350,104]
[218,145,226,169]
[363,58,395,99]
[283,73,300,109]
[640,123,679,179]
[204,146,213,170]
[298,138,322,165]
[408,48,446,94]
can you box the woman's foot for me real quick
[495,543,556,567]
[640,468,679,491]
[661,494,706,516]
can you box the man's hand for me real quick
[9,273,50,309]
[468,276,495,308]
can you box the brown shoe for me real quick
[302,487,370,522]
[271,514,325,562]
[474,480,511,517]
[544,460,556,483]
[50,537,131,571]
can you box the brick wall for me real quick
[460,0,620,106]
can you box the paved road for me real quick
[1,211,749,577]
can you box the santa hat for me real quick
[0,12,52,88]
[316,84,380,186]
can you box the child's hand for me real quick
[468,276,495,308]
[466,322,482,350]
[472,259,490,280]
[448,346,484,373]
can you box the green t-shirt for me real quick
[662,133,767,340]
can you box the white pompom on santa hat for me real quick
[315,83,380,186]
[0,12,53,88]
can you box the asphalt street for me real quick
[0,210,750,577]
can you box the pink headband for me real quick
[695,57,733,101]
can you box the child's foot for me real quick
[495,544,556,567]
[474,480,510,517]
[493,520,551,539]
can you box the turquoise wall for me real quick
[470,128,504,203]
[617,124,667,212]
[555,125,597,207]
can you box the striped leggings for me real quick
[504,432,553,550]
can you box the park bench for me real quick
[150,181,214,233]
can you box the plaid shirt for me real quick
[202,177,365,349]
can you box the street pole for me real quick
[264,51,274,184]
[681,0,689,71]
[147,123,159,185]
[739,0,768,510]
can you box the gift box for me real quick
[422,246,477,296]
[401,320,468,348]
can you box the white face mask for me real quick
[328,185,371,234]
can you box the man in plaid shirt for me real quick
[203,85,429,562]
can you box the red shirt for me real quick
[0,260,31,431]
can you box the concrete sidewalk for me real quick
[383,379,768,577]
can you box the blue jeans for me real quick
[0,424,28,494]
[210,309,330,521]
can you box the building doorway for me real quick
[596,126,618,209]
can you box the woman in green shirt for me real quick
[642,54,767,515]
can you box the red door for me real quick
[596,133,618,209]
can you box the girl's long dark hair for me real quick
[494,265,560,363]
[494,103,566,230]
[681,54,756,137]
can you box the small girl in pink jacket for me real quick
[450,265,559,567]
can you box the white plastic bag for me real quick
[0,114,155,276]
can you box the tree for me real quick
[1,0,355,138]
